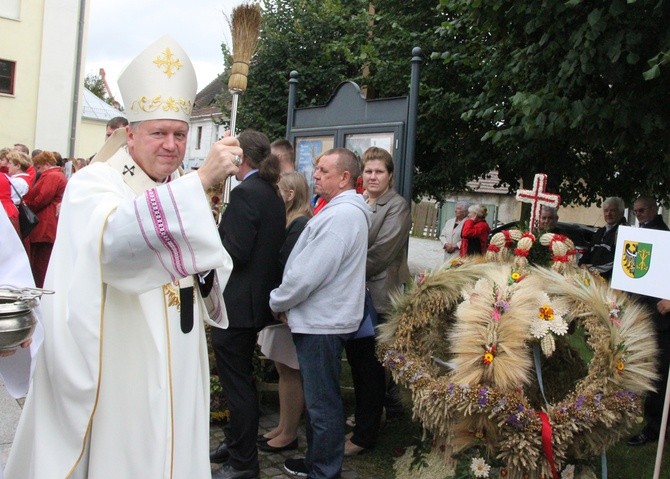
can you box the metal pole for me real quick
[285,70,298,140]
[403,47,422,204]
[68,0,87,158]
[652,363,670,478]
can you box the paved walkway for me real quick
[1,236,443,476]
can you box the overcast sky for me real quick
[85,0,245,107]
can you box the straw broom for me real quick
[227,2,262,134]
[209,2,262,221]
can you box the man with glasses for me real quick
[633,196,669,230]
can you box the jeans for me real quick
[293,333,348,479]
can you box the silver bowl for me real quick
[0,290,38,352]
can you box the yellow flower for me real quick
[483,352,494,365]
[538,305,555,320]
[511,272,521,281]
[616,359,625,372]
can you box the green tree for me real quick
[84,74,108,102]
[439,0,670,205]
[234,0,487,200]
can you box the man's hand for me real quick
[272,311,288,324]
[0,338,32,358]
[197,136,242,190]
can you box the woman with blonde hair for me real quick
[256,171,313,452]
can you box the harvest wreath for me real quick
[378,232,658,479]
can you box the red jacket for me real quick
[460,217,491,256]
[0,174,18,222]
[24,167,67,243]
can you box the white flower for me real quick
[561,464,575,479]
[470,457,491,478]
[530,294,569,356]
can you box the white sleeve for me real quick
[100,174,229,293]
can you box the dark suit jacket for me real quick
[218,172,286,329]
[639,214,669,331]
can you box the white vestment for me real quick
[438,217,465,262]
[5,148,232,479]
[0,209,43,479]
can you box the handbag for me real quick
[8,179,39,238]
[351,289,378,340]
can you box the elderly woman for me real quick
[6,150,33,204]
[345,146,412,455]
[460,204,490,256]
[23,151,67,287]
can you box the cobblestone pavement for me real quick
[210,407,359,479]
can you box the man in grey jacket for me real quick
[270,148,371,479]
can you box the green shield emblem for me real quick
[622,240,653,278]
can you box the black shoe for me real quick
[627,431,657,446]
[211,464,260,479]
[258,437,298,453]
[256,434,270,444]
[210,441,230,463]
[284,457,308,477]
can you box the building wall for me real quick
[184,117,223,171]
[78,118,106,159]
[0,1,44,150]
[0,0,88,154]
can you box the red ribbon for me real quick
[538,411,559,479]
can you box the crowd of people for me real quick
[0,36,415,479]
[2,34,669,479]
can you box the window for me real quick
[0,60,15,95]
[196,126,203,150]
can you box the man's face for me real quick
[0,157,8,170]
[539,210,558,229]
[126,120,188,182]
[105,126,116,139]
[603,204,623,226]
[633,200,655,224]
[313,154,346,202]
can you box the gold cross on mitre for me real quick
[153,47,183,78]
[515,173,561,230]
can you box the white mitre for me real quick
[92,36,197,163]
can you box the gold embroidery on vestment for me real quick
[162,281,197,312]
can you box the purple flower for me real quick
[507,414,524,429]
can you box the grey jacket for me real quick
[269,189,371,335]
[366,189,411,315]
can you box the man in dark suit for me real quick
[210,130,286,479]
[628,196,670,447]
[578,197,628,280]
